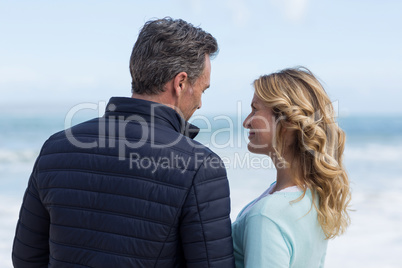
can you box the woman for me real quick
[232,67,351,267]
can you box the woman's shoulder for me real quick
[247,189,315,223]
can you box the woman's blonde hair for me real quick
[254,66,351,239]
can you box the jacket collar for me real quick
[104,97,200,139]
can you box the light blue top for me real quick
[232,185,328,268]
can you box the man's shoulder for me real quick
[40,116,223,166]
[41,117,100,148]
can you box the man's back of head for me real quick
[129,17,218,96]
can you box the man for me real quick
[12,17,235,267]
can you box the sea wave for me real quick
[0,149,38,164]
[1,141,401,165]
[344,143,402,162]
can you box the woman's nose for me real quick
[243,115,251,129]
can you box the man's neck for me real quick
[131,92,177,111]
[132,92,164,103]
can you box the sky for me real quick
[1,0,401,117]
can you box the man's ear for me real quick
[173,72,188,97]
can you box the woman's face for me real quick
[243,93,277,156]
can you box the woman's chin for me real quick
[247,143,265,155]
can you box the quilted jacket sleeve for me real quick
[12,157,50,268]
[180,153,235,268]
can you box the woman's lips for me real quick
[248,131,255,139]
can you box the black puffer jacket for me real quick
[12,97,235,267]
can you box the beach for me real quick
[1,113,402,267]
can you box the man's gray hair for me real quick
[129,17,219,95]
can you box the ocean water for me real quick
[1,113,402,267]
